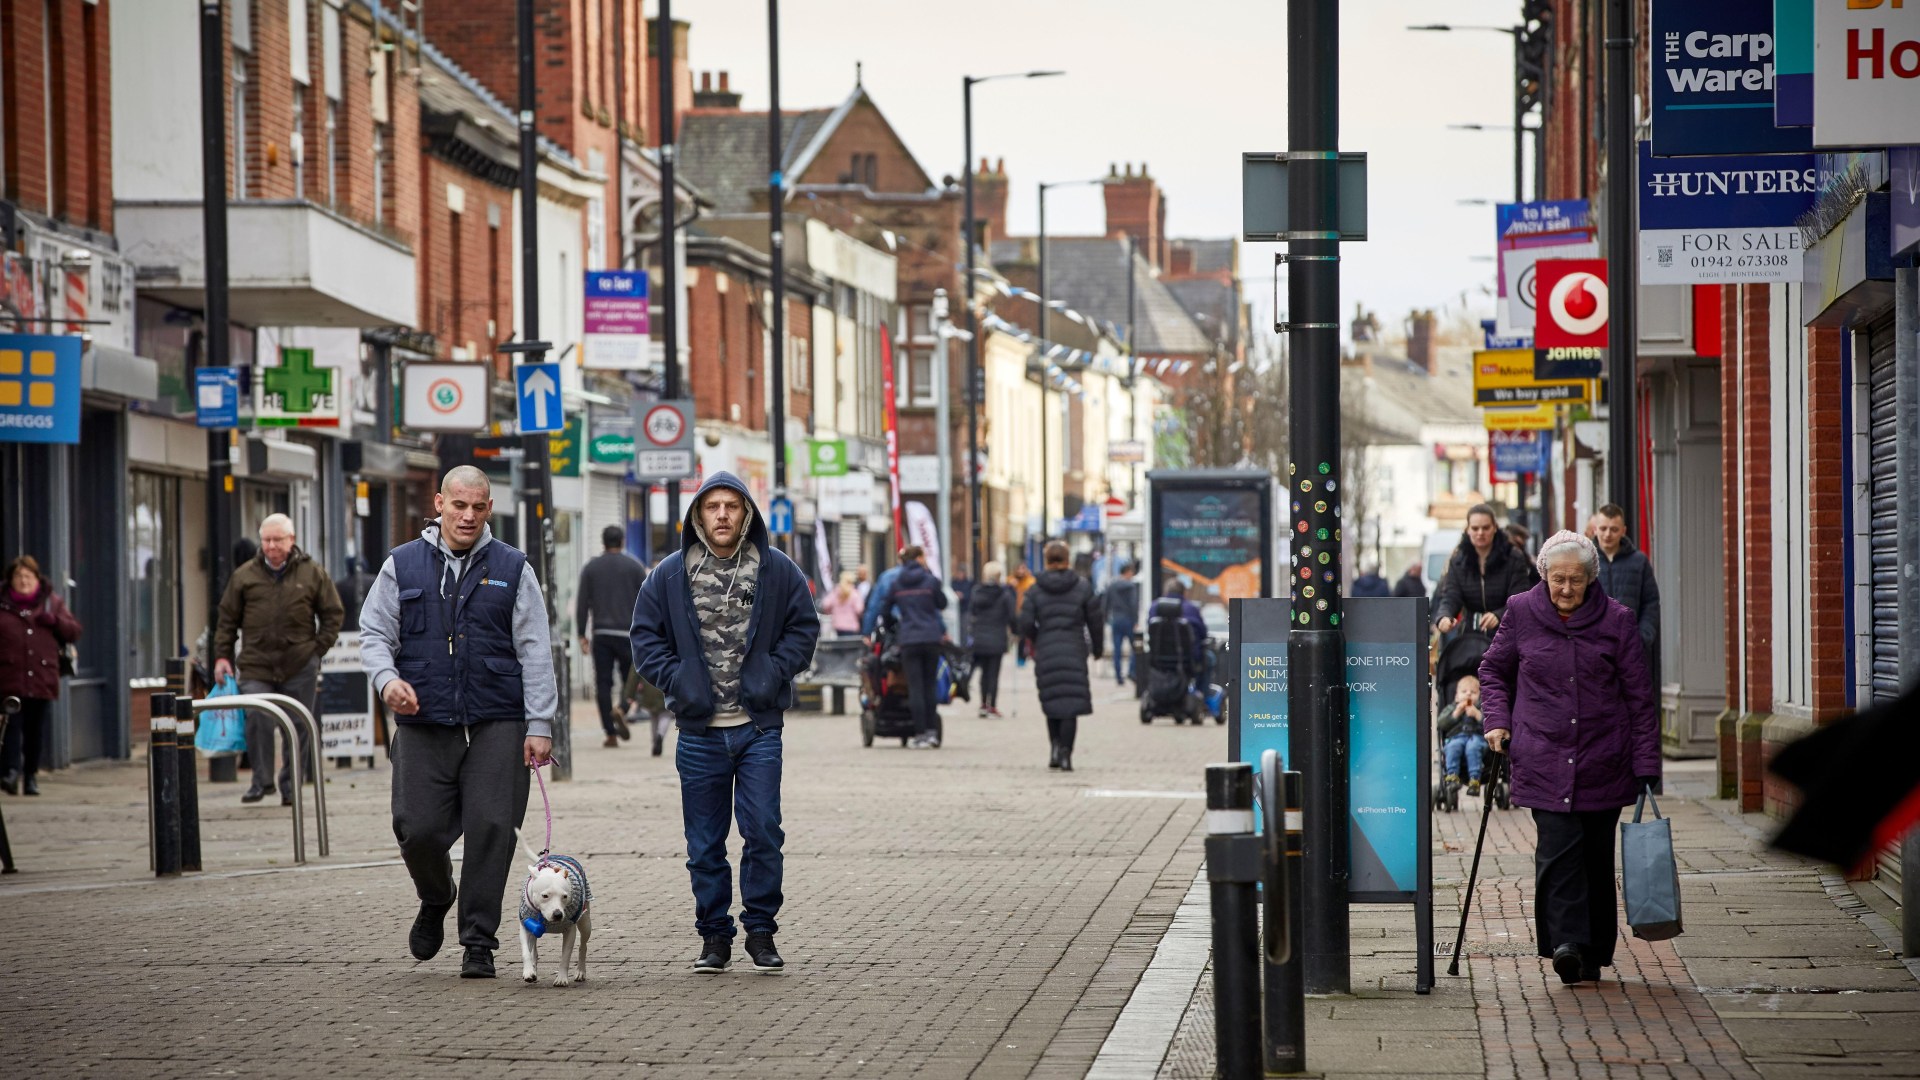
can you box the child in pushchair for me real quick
[859,621,972,747]
[1432,629,1510,811]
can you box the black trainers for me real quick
[459,945,495,979]
[745,932,784,974]
[694,935,731,974]
[409,897,453,961]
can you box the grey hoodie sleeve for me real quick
[357,557,404,695]
[516,571,558,738]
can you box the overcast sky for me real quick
[687,1,1526,342]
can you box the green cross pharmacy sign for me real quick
[252,347,342,428]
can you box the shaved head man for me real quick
[357,466,557,979]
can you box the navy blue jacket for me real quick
[889,562,948,646]
[389,537,528,724]
[629,472,820,732]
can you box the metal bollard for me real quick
[1262,759,1307,1074]
[150,692,182,877]
[174,696,202,872]
[1205,761,1262,1080]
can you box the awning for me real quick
[82,344,160,402]
[342,440,411,480]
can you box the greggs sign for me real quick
[1815,0,1920,147]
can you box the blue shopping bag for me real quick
[1620,788,1684,941]
[194,675,249,755]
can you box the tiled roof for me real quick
[1004,237,1213,355]
[1163,277,1237,344]
[678,108,834,214]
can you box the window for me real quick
[44,0,60,215]
[371,125,386,225]
[448,206,463,352]
[232,52,249,195]
[127,470,182,682]
[789,332,809,394]
[0,6,7,199]
[291,85,306,196]
[487,217,501,343]
[325,100,338,205]
[288,0,311,85]
[231,0,252,50]
[321,1,342,101]
[908,349,935,407]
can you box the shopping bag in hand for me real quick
[193,674,249,755]
[1620,787,1684,941]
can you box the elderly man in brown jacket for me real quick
[214,513,345,805]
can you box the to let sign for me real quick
[582,270,650,370]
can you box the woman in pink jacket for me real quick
[819,571,866,637]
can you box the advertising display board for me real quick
[1147,470,1274,630]
[1814,0,1920,148]
[1495,201,1596,337]
[582,270,650,370]
[1639,142,1818,284]
[1652,0,1811,156]
[1229,596,1433,991]
[318,631,375,757]
[0,333,81,444]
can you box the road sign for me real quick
[583,270,650,369]
[1490,430,1551,474]
[635,398,696,480]
[769,495,794,537]
[1241,152,1369,241]
[0,333,81,444]
[252,346,343,428]
[1109,439,1146,464]
[195,366,241,429]
[515,362,562,434]
[402,361,490,432]
[550,414,582,477]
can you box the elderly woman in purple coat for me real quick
[1479,530,1661,986]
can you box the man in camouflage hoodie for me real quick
[631,472,819,976]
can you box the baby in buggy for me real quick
[1437,674,1488,796]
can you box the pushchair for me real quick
[859,625,971,747]
[1431,625,1510,811]
[1138,598,1222,725]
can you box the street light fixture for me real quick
[1036,176,1111,545]
[1408,23,1528,202]
[963,69,1064,582]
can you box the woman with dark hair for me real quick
[1,555,83,795]
[1479,531,1660,985]
[1018,541,1103,771]
[1434,504,1536,636]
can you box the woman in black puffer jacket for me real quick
[1017,541,1103,772]
[1434,503,1538,637]
[968,561,1018,717]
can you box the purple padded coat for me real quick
[1477,579,1660,812]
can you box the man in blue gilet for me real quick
[360,466,558,979]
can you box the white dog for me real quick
[516,833,592,987]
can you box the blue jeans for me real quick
[675,724,785,940]
[1444,733,1487,781]
[1111,621,1135,682]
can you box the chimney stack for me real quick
[693,68,742,110]
[1406,309,1436,373]
[1103,162,1166,272]
[975,157,1009,250]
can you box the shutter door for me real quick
[588,474,629,554]
[1863,315,1903,888]
[837,520,863,579]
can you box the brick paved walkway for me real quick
[0,670,1225,1079]
[1150,760,1920,1080]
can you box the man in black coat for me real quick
[889,546,949,749]
[1018,541,1103,772]
[1590,504,1660,674]
[1391,563,1425,598]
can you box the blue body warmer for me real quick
[389,538,528,725]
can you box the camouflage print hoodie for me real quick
[685,482,761,725]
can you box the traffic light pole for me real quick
[516,0,566,778]
[1286,0,1351,996]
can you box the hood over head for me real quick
[682,471,767,557]
[421,519,496,559]
[1036,567,1084,593]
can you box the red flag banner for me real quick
[880,330,905,542]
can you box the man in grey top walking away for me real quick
[576,525,647,747]
[359,466,557,979]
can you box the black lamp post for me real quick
[963,69,1062,580]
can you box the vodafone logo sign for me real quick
[1534,259,1609,348]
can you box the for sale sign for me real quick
[1639,142,1818,284]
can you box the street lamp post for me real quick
[963,69,1062,580]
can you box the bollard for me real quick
[174,696,202,872]
[1205,761,1262,1080]
[0,697,17,873]
[1262,765,1308,1074]
[150,692,182,877]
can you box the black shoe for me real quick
[281,791,294,806]
[744,932,785,974]
[1581,964,1603,982]
[1059,750,1073,773]
[21,776,38,796]
[1552,944,1584,985]
[1048,742,1062,770]
[694,935,731,974]
[459,946,495,979]
[614,714,632,741]
[409,899,453,961]
[241,784,273,804]
[0,771,17,796]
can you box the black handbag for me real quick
[58,643,77,677]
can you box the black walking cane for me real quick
[1447,747,1504,976]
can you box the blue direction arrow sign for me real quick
[769,495,794,537]
[514,362,563,434]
